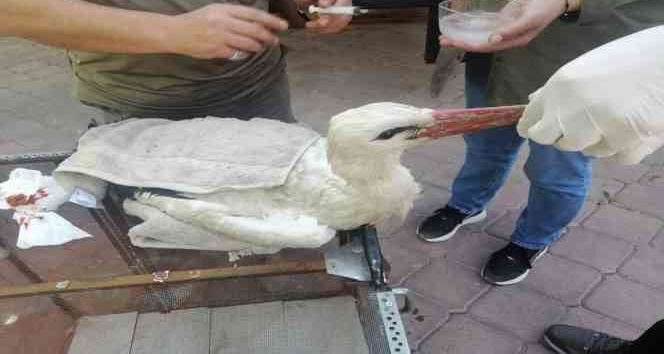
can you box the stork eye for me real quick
[375,128,400,140]
[374,126,418,141]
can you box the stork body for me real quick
[129,103,434,249]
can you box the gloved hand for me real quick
[517,25,664,164]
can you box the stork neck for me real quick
[327,144,401,185]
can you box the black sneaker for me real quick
[417,206,487,242]
[481,243,547,285]
[543,325,632,354]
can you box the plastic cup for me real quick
[439,0,521,45]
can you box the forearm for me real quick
[2,0,175,54]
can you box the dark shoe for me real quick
[417,206,486,242]
[543,324,632,354]
[481,243,547,285]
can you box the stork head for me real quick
[327,102,434,157]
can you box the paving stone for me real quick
[522,254,601,306]
[419,159,464,190]
[582,205,662,244]
[585,275,664,329]
[486,201,596,239]
[383,212,450,258]
[619,245,664,292]
[523,344,553,354]
[615,184,664,219]
[593,160,649,184]
[401,294,450,346]
[402,152,437,179]
[440,232,507,271]
[485,199,595,240]
[68,312,137,354]
[653,230,664,253]
[639,170,664,187]
[380,238,429,285]
[469,287,568,341]
[588,178,624,204]
[0,88,40,112]
[0,136,27,155]
[464,208,506,233]
[405,258,488,311]
[132,308,210,354]
[550,227,633,274]
[407,136,467,164]
[7,60,50,74]
[553,307,643,340]
[570,200,599,226]
[411,184,452,219]
[419,315,522,354]
[490,180,530,211]
[485,210,518,241]
[641,149,664,165]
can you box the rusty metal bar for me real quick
[0,259,327,299]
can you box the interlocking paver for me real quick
[615,183,664,219]
[490,179,530,211]
[401,293,450,346]
[0,88,40,112]
[641,149,664,165]
[523,254,601,306]
[583,204,662,244]
[387,212,449,257]
[380,238,429,285]
[419,159,463,190]
[639,170,664,187]
[553,307,644,340]
[406,257,488,311]
[550,227,634,274]
[593,160,649,184]
[588,178,624,204]
[653,230,664,253]
[469,286,567,341]
[485,210,518,240]
[585,275,664,329]
[411,184,452,218]
[439,232,507,271]
[408,135,467,163]
[419,314,523,354]
[570,200,599,226]
[523,344,553,354]
[402,152,436,179]
[619,245,664,292]
[0,137,27,155]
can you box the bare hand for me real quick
[169,3,289,59]
[440,0,567,52]
[302,0,353,33]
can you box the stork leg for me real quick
[133,191,335,249]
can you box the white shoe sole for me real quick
[542,334,567,354]
[418,210,487,243]
[481,247,548,286]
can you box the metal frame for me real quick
[0,151,412,353]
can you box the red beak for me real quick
[417,105,526,139]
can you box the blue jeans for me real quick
[448,53,592,250]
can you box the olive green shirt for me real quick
[488,0,664,106]
[69,0,285,116]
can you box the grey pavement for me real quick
[1,22,664,354]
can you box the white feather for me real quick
[134,102,434,248]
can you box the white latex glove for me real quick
[518,25,664,164]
